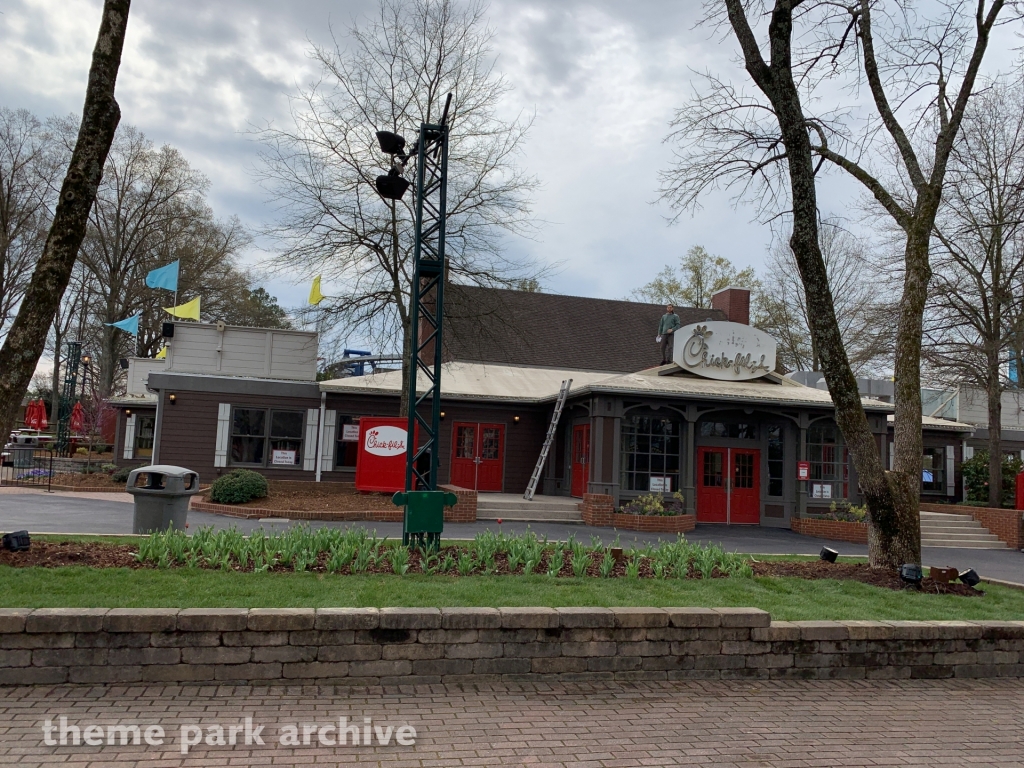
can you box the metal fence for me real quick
[0,448,55,490]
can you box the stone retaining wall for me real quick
[1,607,1021,686]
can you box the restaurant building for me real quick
[109,285,976,527]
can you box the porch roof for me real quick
[318,362,610,403]
[319,361,893,412]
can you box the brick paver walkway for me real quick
[1,679,1022,766]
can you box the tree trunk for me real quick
[0,0,130,445]
[987,345,1003,508]
[725,0,908,568]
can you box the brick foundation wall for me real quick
[920,503,1023,550]
[0,608,1020,686]
[791,517,868,544]
[439,485,477,523]
[581,493,613,527]
[611,513,696,533]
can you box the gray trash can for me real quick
[126,465,201,534]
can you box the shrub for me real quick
[100,463,118,473]
[618,491,686,516]
[111,466,132,484]
[962,450,1023,507]
[75,447,88,456]
[209,469,269,504]
[814,501,868,523]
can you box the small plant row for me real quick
[133,526,753,579]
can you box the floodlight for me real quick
[376,131,407,156]
[819,546,838,563]
[958,568,981,587]
[376,172,411,201]
[899,563,923,585]
[2,530,30,552]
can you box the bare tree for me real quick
[660,0,1012,567]
[757,219,893,373]
[255,0,541,414]
[0,108,58,339]
[630,245,757,307]
[925,75,1024,507]
[68,123,209,396]
[0,0,131,449]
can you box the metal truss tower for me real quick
[404,107,450,493]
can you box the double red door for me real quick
[571,424,590,498]
[450,422,505,491]
[696,447,760,524]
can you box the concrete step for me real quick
[477,509,584,523]
[921,523,988,534]
[476,495,583,522]
[921,532,1003,543]
[922,538,1009,549]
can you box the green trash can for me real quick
[126,465,201,534]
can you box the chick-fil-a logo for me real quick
[364,426,407,457]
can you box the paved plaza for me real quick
[0,679,1022,767]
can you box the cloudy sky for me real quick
[0,0,1019,325]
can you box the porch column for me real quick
[683,406,696,515]
[797,419,807,520]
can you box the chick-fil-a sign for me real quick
[355,417,416,492]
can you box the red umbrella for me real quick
[24,400,38,429]
[37,400,48,430]
[70,401,85,434]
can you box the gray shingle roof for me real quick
[443,285,726,373]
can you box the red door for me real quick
[696,447,760,524]
[451,423,477,488]
[697,447,727,523]
[730,449,760,524]
[571,423,590,498]
[450,422,505,492]
[476,424,504,492]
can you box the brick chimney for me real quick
[711,286,750,325]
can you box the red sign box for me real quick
[355,417,416,493]
[797,461,810,481]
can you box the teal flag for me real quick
[105,314,140,336]
[145,260,179,291]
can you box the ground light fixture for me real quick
[900,563,924,586]
[2,530,30,552]
[819,547,839,563]
[958,568,981,587]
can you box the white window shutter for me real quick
[303,408,319,471]
[945,446,955,496]
[320,410,337,472]
[965,445,974,460]
[122,414,136,460]
[214,404,231,468]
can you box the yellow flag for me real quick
[155,347,167,359]
[309,275,325,306]
[163,296,201,321]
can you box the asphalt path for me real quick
[0,490,1020,584]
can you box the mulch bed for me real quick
[0,542,984,595]
[49,473,125,489]
[750,560,981,596]
[205,483,396,513]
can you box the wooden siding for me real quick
[165,324,317,381]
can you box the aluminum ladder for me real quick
[524,378,572,500]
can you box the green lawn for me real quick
[3,566,1023,621]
